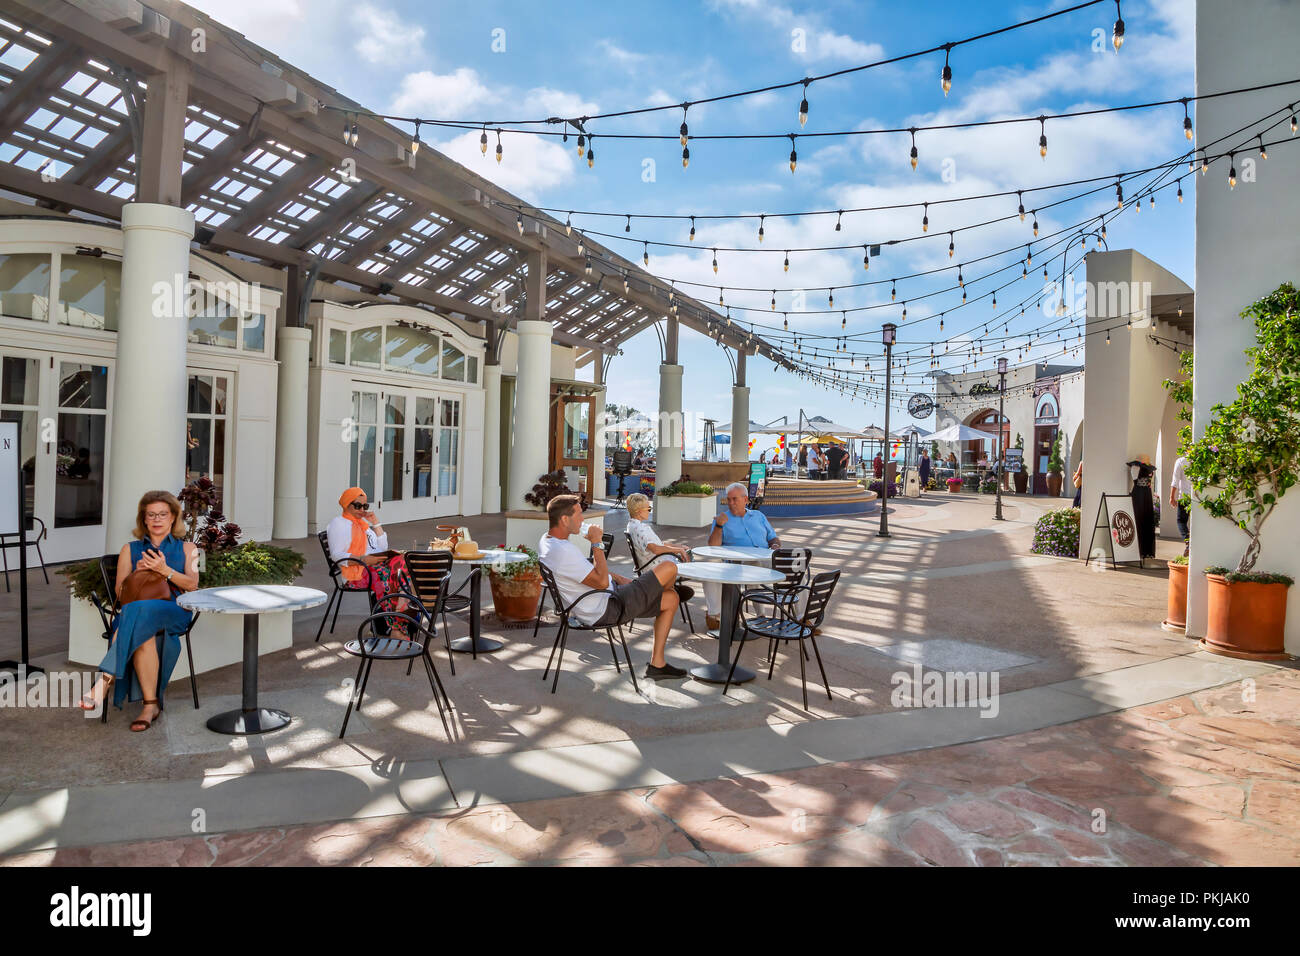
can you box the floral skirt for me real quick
[366,554,412,635]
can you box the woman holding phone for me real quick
[77,490,200,730]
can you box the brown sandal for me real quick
[77,674,112,711]
[130,699,161,732]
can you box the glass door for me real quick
[413,396,436,502]
[432,396,460,518]
[349,389,380,503]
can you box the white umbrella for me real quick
[928,423,994,442]
[896,424,932,438]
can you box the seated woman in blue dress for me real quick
[78,491,200,731]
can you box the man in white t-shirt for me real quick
[538,494,687,680]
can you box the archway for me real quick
[964,407,1007,470]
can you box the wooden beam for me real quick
[136,54,188,205]
[288,180,382,252]
[220,154,329,233]
[0,37,80,139]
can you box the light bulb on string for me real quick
[682,144,689,168]
[411,119,421,156]
[643,242,649,267]
[1177,180,1184,202]
[798,79,810,127]
[1182,98,1193,140]
[909,128,919,170]
[1017,192,1025,220]
[891,282,897,302]
[1201,151,1209,175]
[516,212,524,235]
[625,214,631,233]
[862,246,870,271]
[948,232,955,258]
[689,216,696,241]
[783,251,790,273]
[940,44,953,96]
[1032,214,1039,237]
[771,291,777,310]
[828,288,834,308]
[576,133,585,157]
[835,210,843,232]
[565,212,572,235]
[1038,117,1048,159]
[758,215,765,243]
[679,105,689,146]
[1259,135,1268,160]
[788,134,798,173]
[586,136,594,168]
[712,249,718,273]
[495,129,503,164]
[1228,153,1237,188]
[479,125,488,155]
[1112,0,1125,52]
[922,202,929,232]
[1115,179,1124,207]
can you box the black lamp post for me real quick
[995,356,1008,521]
[878,323,896,538]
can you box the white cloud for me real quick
[520,88,600,120]
[390,68,494,117]
[710,0,884,63]
[598,39,649,69]
[354,3,426,65]
[433,128,577,199]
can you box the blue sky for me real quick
[195,0,1198,454]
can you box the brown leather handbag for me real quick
[118,569,175,606]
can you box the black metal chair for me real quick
[538,562,637,695]
[534,535,616,640]
[1,516,49,591]
[338,611,451,739]
[601,531,615,556]
[747,547,812,614]
[723,570,841,709]
[611,449,634,507]
[624,530,696,633]
[314,531,375,642]
[394,556,456,674]
[403,550,472,655]
[88,553,201,722]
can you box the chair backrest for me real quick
[623,531,647,574]
[771,547,812,589]
[372,588,432,624]
[404,550,453,608]
[601,531,615,557]
[354,612,430,653]
[99,553,120,610]
[316,531,340,577]
[801,570,841,627]
[612,449,633,475]
[537,562,567,618]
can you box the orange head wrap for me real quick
[338,487,370,581]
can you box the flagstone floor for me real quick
[2,490,1296,865]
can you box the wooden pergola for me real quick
[0,0,784,366]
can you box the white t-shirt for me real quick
[538,533,609,626]
[326,515,389,563]
[626,516,674,569]
[1171,456,1192,497]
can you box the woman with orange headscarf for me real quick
[326,487,410,631]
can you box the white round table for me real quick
[178,585,327,735]
[676,563,783,683]
[448,549,529,655]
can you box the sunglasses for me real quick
[350,502,369,510]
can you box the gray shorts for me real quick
[592,569,665,626]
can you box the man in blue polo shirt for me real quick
[702,481,782,629]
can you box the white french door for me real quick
[350,386,461,524]
[0,348,112,561]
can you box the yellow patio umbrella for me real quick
[796,434,845,444]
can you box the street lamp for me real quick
[995,356,1008,521]
[878,323,897,538]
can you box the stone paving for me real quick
[5,667,1296,866]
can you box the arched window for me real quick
[1035,393,1059,422]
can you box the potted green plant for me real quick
[1181,283,1299,660]
[1045,433,1064,497]
[1013,434,1029,494]
[486,545,542,622]
[507,470,604,556]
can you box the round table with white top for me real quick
[448,548,530,655]
[177,584,327,735]
[689,544,774,564]
[675,562,783,683]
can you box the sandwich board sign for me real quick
[1085,493,1145,569]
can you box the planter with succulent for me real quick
[1177,284,1300,660]
[486,545,543,622]
[1013,434,1029,493]
[63,476,306,675]
[654,479,717,527]
[505,470,604,556]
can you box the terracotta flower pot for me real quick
[1045,471,1063,497]
[488,568,543,622]
[1162,561,1188,633]
[1200,574,1291,661]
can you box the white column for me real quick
[105,202,194,549]
[272,325,311,538]
[655,363,683,493]
[481,363,502,512]
[730,386,750,463]
[507,320,552,510]
[591,386,607,500]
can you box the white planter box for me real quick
[504,510,604,557]
[67,595,294,679]
[654,494,718,528]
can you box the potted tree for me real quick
[486,545,543,621]
[1045,434,1064,497]
[1013,434,1029,494]
[1183,283,1299,660]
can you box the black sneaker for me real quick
[644,662,688,680]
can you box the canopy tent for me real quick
[801,415,868,438]
[927,423,996,442]
[895,424,932,438]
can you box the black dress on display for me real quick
[1126,459,1157,558]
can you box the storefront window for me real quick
[441,342,465,382]
[59,256,121,331]
[0,254,51,322]
[55,362,108,528]
[186,374,229,508]
[188,300,239,348]
[0,356,40,518]
[351,327,382,368]
[328,328,347,364]
[242,312,266,352]
[467,355,478,384]
[384,326,440,376]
